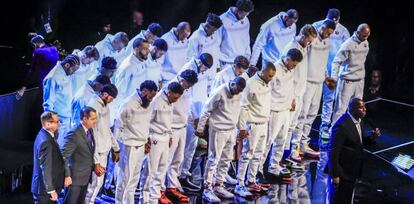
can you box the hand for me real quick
[94,163,106,177]
[371,128,381,139]
[144,139,151,154]
[237,130,249,140]
[49,191,58,201]
[169,137,173,147]
[290,99,296,112]
[15,86,26,100]
[64,176,72,187]
[325,77,337,90]
[112,151,120,163]
[247,65,258,77]
[332,177,340,187]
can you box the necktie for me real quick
[86,129,95,149]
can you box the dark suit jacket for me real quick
[327,113,376,182]
[31,129,65,194]
[60,124,95,186]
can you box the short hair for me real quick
[101,84,118,98]
[61,54,80,67]
[234,55,249,70]
[286,9,299,20]
[101,56,117,70]
[236,0,254,13]
[94,75,111,85]
[80,106,96,120]
[31,35,44,44]
[133,37,149,49]
[167,81,184,95]
[322,19,337,30]
[232,76,246,89]
[180,69,198,85]
[148,23,164,37]
[40,111,58,124]
[140,80,158,92]
[263,61,276,71]
[286,48,303,62]
[198,53,213,68]
[327,8,341,21]
[152,39,168,52]
[300,24,317,38]
[348,97,363,111]
[207,13,223,28]
[83,45,100,61]
[114,32,129,46]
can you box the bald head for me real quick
[348,98,366,119]
[356,23,371,41]
[176,22,191,41]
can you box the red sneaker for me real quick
[247,182,261,193]
[166,188,189,202]
[159,191,173,204]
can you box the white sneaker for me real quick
[289,148,302,163]
[225,174,238,185]
[203,189,221,203]
[213,184,234,199]
[234,185,252,197]
[268,164,283,176]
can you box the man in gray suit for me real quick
[60,107,98,204]
[31,111,66,204]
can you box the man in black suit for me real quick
[60,107,98,204]
[328,98,381,203]
[31,111,66,204]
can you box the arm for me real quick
[330,45,350,81]
[114,67,129,101]
[60,130,78,177]
[38,141,56,193]
[186,37,199,62]
[237,84,251,131]
[42,78,57,111]
[328,124,346,178]
[113,103,129,141]
[250,24,269,66]
[197,93,220,133]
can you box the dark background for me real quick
[0,0,413,102]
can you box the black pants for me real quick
[33,193,56,204]
[329,179,356,204]
[63,185,88,204]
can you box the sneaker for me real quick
[179,176,201,192]
[234,185,252,197]
[247,182,261,193]
[260,183,270,192]
[225,174,238,185]
[202,188,221,203]
[290,162,305,172]
[289,148,302,163]
[166,188,189,202]
[213,184,234,199]
[159,191,173,204]
[301,144,320,158]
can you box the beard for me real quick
[140,94,150,108]
[139,52,148,60]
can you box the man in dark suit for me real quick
[327,98,381,203]
[60,107,98,204]
[31,111,66,204]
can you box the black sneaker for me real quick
[179,176,201,192]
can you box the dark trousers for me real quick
[33,193,56,204]
[329,178,356,204]
[63,185,88,204]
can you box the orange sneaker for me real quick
[166,188,189,202]
[159,191,173,204]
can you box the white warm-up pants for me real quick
[165,127,187,189]
[294,82,323,149]
[332,78,364,124]
[204,128,235,186]
[237,123,267,184]
[115,143,146,204]
[266,110,291,174]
